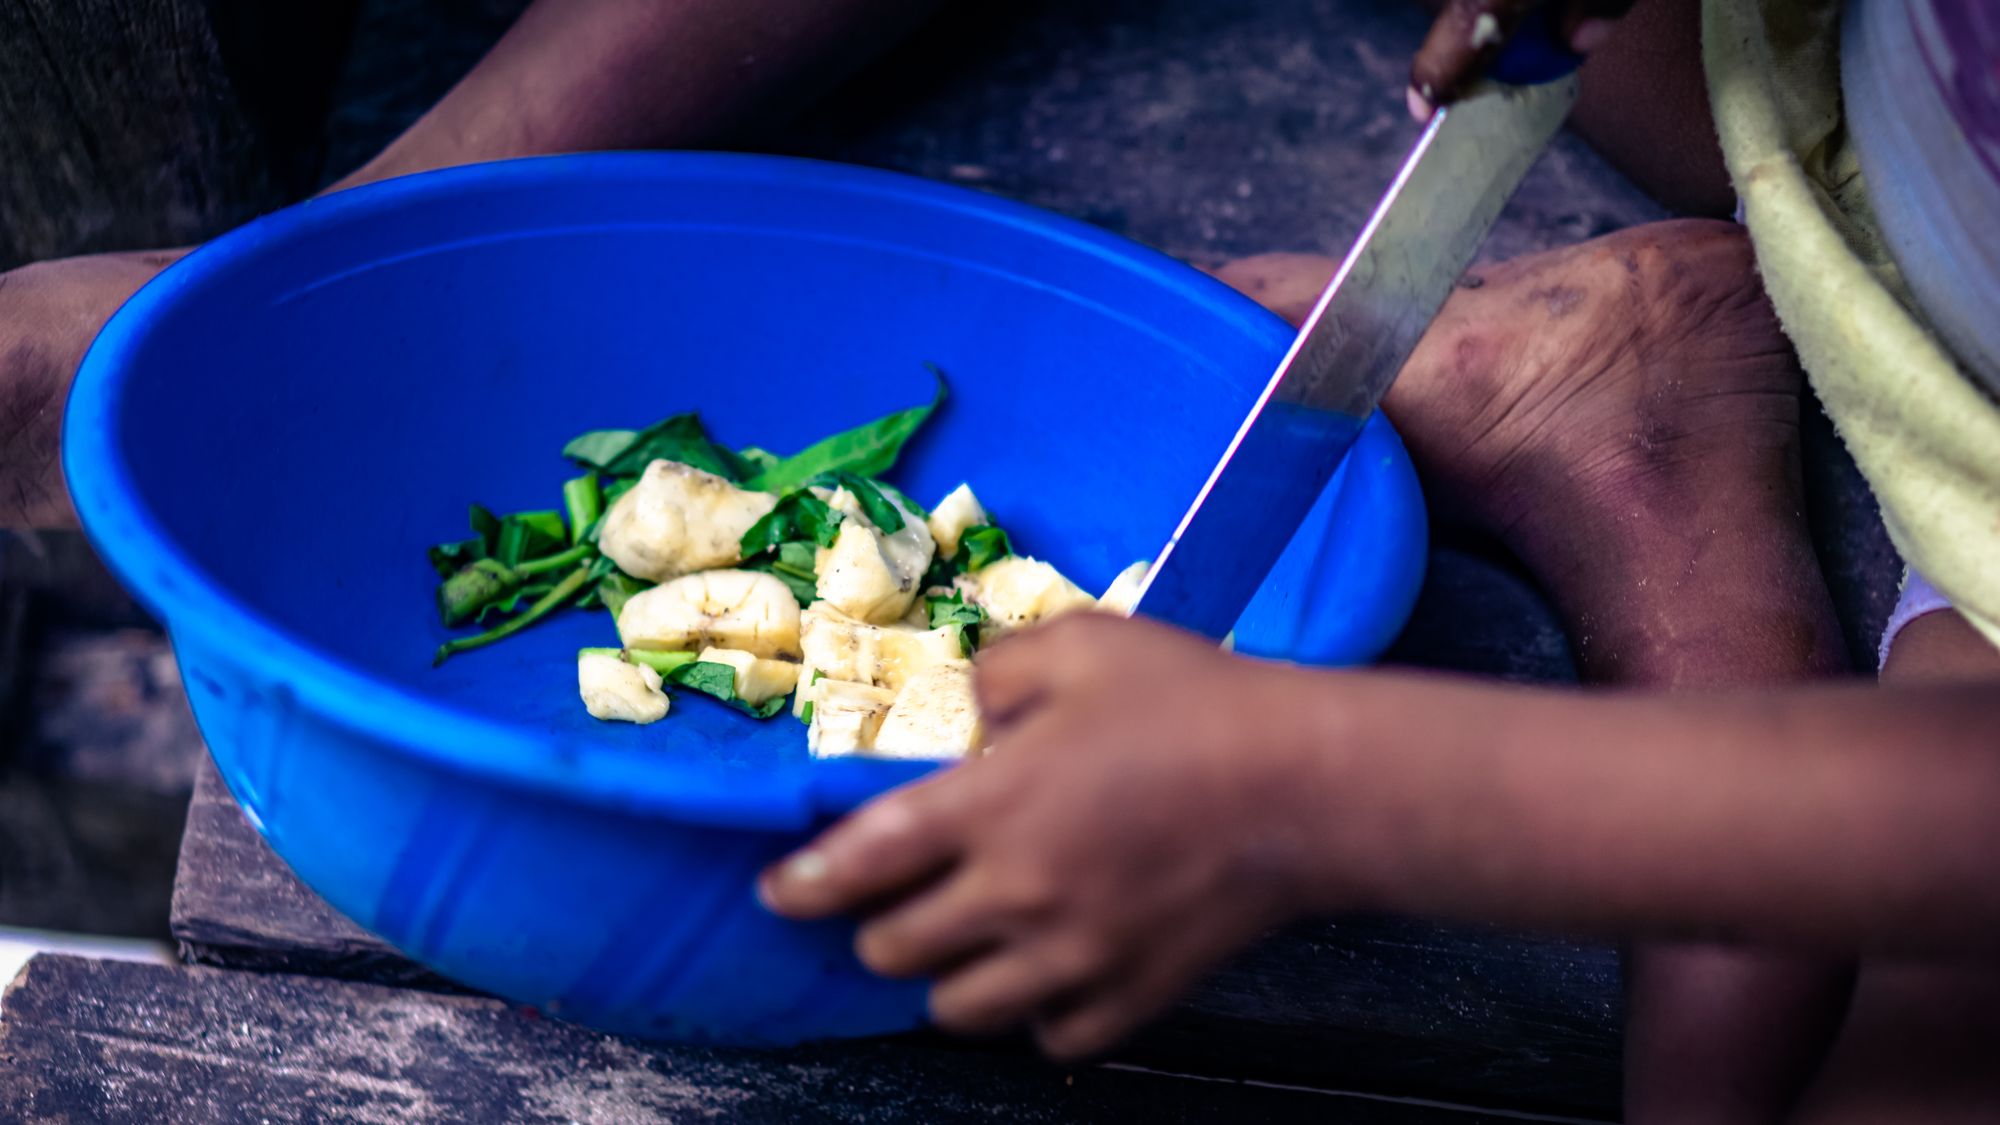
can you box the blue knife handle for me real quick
[1488,9,1584,86]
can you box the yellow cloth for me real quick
[1703,0,2000,650]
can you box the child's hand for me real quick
[759,614,1337,1060]
[1409,0,1633,119]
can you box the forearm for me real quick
[328,0,940,192]
[1295,673,2000,956]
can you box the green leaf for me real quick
[428,537,483,579]
[745,542,821,606]
[920,550,962,593]
[926,590,986,631]
[593,570,651,618]
[813,472,906,533]
[959,525,1013,571]
[742,369,946,493]
[878,482,928,519]
[927,590,987,656]
[666,660,788,719]
[563,412,752,482]
[470,504,502,552]
[799,669,826,725]
[484,508,567,567]
[562,474,602,545]
[777,540,820,574]
[736,446,781,474]
[739,491,842,557]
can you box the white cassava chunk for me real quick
[598,460,777,582]
[617,569,801,659]
[956,556,1096,637]
[696,646,801,705]
[577,651,670,724]
[799,603,964,693]
[1097,560,1151,615]
[925,484,989,560]
[813,486,935,624]
[872,662,984,759]
[807,680,898,757]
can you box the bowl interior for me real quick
[76,155,1415,806]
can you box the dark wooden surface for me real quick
[0,955,1556,1124]
[173,757,1622,1116]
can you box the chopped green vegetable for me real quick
[926,590,986,631]
[666,660,788,719]
[959,525,1013,571]
[488,509,567,567]
[799,669,826,725]
[739,491,842,557]
[813,471,906,533]
[579,647,698,676]
[736,446,781,475]
[927,590,988,656]
[514,542,595,577]
[744,540,820,605]
[434,565,595,666]
[437,559,521,627]
[562,474,602,545]
[563,413,752,483]
[742,369,946,493]
[593,570,651,619]
[429,368,951,675]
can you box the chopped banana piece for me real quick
[800,603,964,693]
[598,460,778,582]
[618,569,802,659]
[696,647,801,705]
[807,680,898,757]
[577,651,670,724]
[1098,560,1152,615]
[873,662,984,759]
[813,487,936,624]
[956,556,1096,637]
[925,484,988,559]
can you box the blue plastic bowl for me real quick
[65,153,1425,1044]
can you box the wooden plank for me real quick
[171,758,458,992]
[173,758,1623,1115]
[0,954,1542,1124]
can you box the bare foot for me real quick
[1219,221,1800,556]
[1216,220,1841,686]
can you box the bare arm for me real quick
[1301,670,2000,956]
[327,0,941,191]
[2,0,938,529]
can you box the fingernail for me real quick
[783,850,829,884]
[757,850,828,911]
[1569,17,1614,54]
[1406,86,1434,122]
